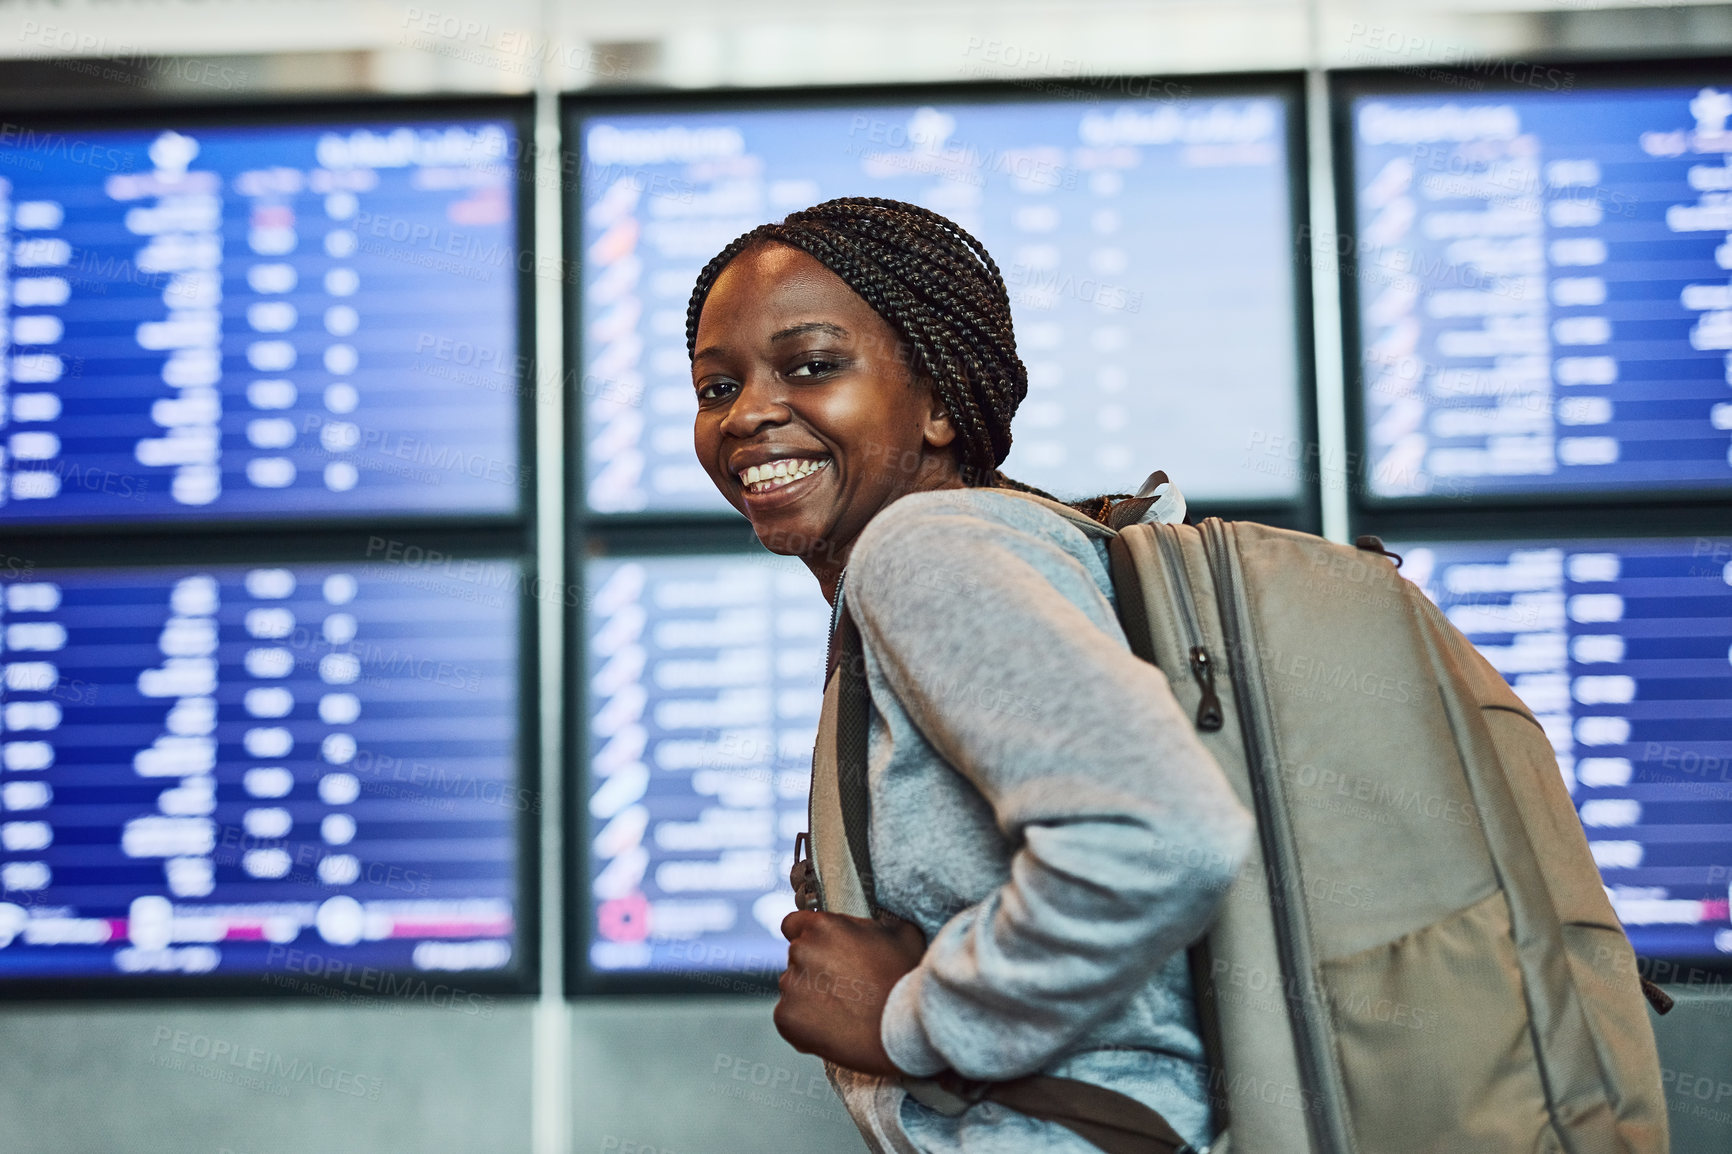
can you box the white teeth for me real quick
[739,457,828,494]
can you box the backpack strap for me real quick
[919,1070,1201,1154]
[834,606,879,917]
[1106,531,1231,1135]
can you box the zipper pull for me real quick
[790,832,821,911]
[1190,645,1225,732]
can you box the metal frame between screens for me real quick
[1332,58,1732,540]
[560,73,1321,993]
[0,93,539,539]
[0,535,542,1001]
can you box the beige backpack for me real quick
[1105,512,1671,1153]
[808,490,1672,1153]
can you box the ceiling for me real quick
[0,0,1727,99]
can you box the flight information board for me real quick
[0,560,522,982]
[0,115,523,526]
[574,93,1303,515]
[1398,536,1732,960]
[1350,84,1732,501]
[582,552,828,978]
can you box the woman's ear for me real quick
[919,382,958,450]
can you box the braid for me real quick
[687,197,1118,523]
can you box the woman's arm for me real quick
[846,491,1255,1082]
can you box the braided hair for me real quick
[684,197,1128,520]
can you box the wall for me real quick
[3,994,1728,1151]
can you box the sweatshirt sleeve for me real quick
[844,491,1255,1081]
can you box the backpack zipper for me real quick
[1199,518,1356,1154]
[1152,525,1225,732]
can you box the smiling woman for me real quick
[686,198,1083,601]
[684,198,1253,1154]
[689,238,965,603]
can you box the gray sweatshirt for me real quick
[821,486,1256,1153]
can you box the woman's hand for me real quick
[774,909,926,1076]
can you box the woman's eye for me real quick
[695,379,738,403]
[787,357,839,379]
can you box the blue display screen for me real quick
[0,117,522,525]
[1396,536,1732,959]
[0,560,522,982]
[576,96,1303,515]
[1351,86,1732,500]
[583,552,827,978]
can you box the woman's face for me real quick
[692,243,962,579]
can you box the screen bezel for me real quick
[562,73,1321,538]
[0,534,541,1002]
[1333,58,1732,519]
[0,93,538,537]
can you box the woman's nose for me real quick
[718,372,791,439]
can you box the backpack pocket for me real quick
[1318,889,1564,1154]
[1557,922,1671,1150]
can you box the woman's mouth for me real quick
[737,457,831,496]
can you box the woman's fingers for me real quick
[780,908,825,941]
[771,908,928,1075]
